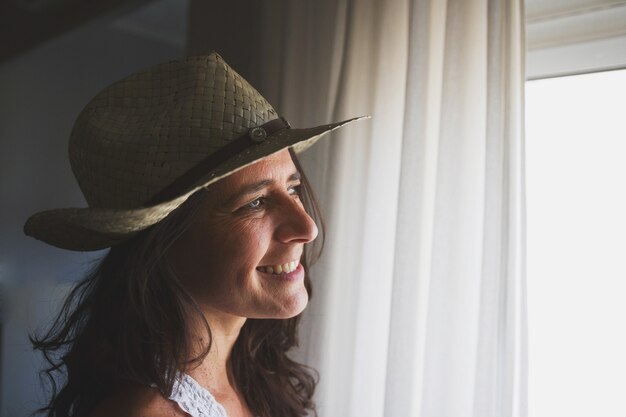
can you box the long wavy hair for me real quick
[31,149,325,417]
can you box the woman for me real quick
[24,53,366,417]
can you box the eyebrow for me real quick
[223,171,301,207]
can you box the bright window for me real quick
[526,69,626,417]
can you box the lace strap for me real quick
[168,373,229,417]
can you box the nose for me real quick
[275,196,319,244]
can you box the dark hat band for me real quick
[143,117,291,207]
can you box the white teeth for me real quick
[259,260,299,275]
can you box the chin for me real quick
[280,302,308,319]
[258,289,309,319]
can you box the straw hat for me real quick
[23,52,367,251]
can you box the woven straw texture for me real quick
[70,54,277,209]
[23,52,367,251]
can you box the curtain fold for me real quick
[259,3,410,415]
[386,1,526,417]
[188,0,527,416]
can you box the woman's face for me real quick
[167,149,318,320]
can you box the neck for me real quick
[184,307,247,394]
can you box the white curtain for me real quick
[219,0,527,416]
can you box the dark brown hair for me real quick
[31,149,325,417]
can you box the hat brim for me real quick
[24,116,368,251]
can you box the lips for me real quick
[256,259,300,275]
[256,262,304,283]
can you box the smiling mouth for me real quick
[256,260,300,275]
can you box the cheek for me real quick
[213,218,271,264]
[177,218,271,284]
[167,223,221,289]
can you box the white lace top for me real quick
[167,372,229,417]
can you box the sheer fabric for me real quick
[166,373,229,417]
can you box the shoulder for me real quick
[89,382,188,417]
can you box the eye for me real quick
[240,197,266,212]
[237,185,301,213]
[289,184,302,198]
